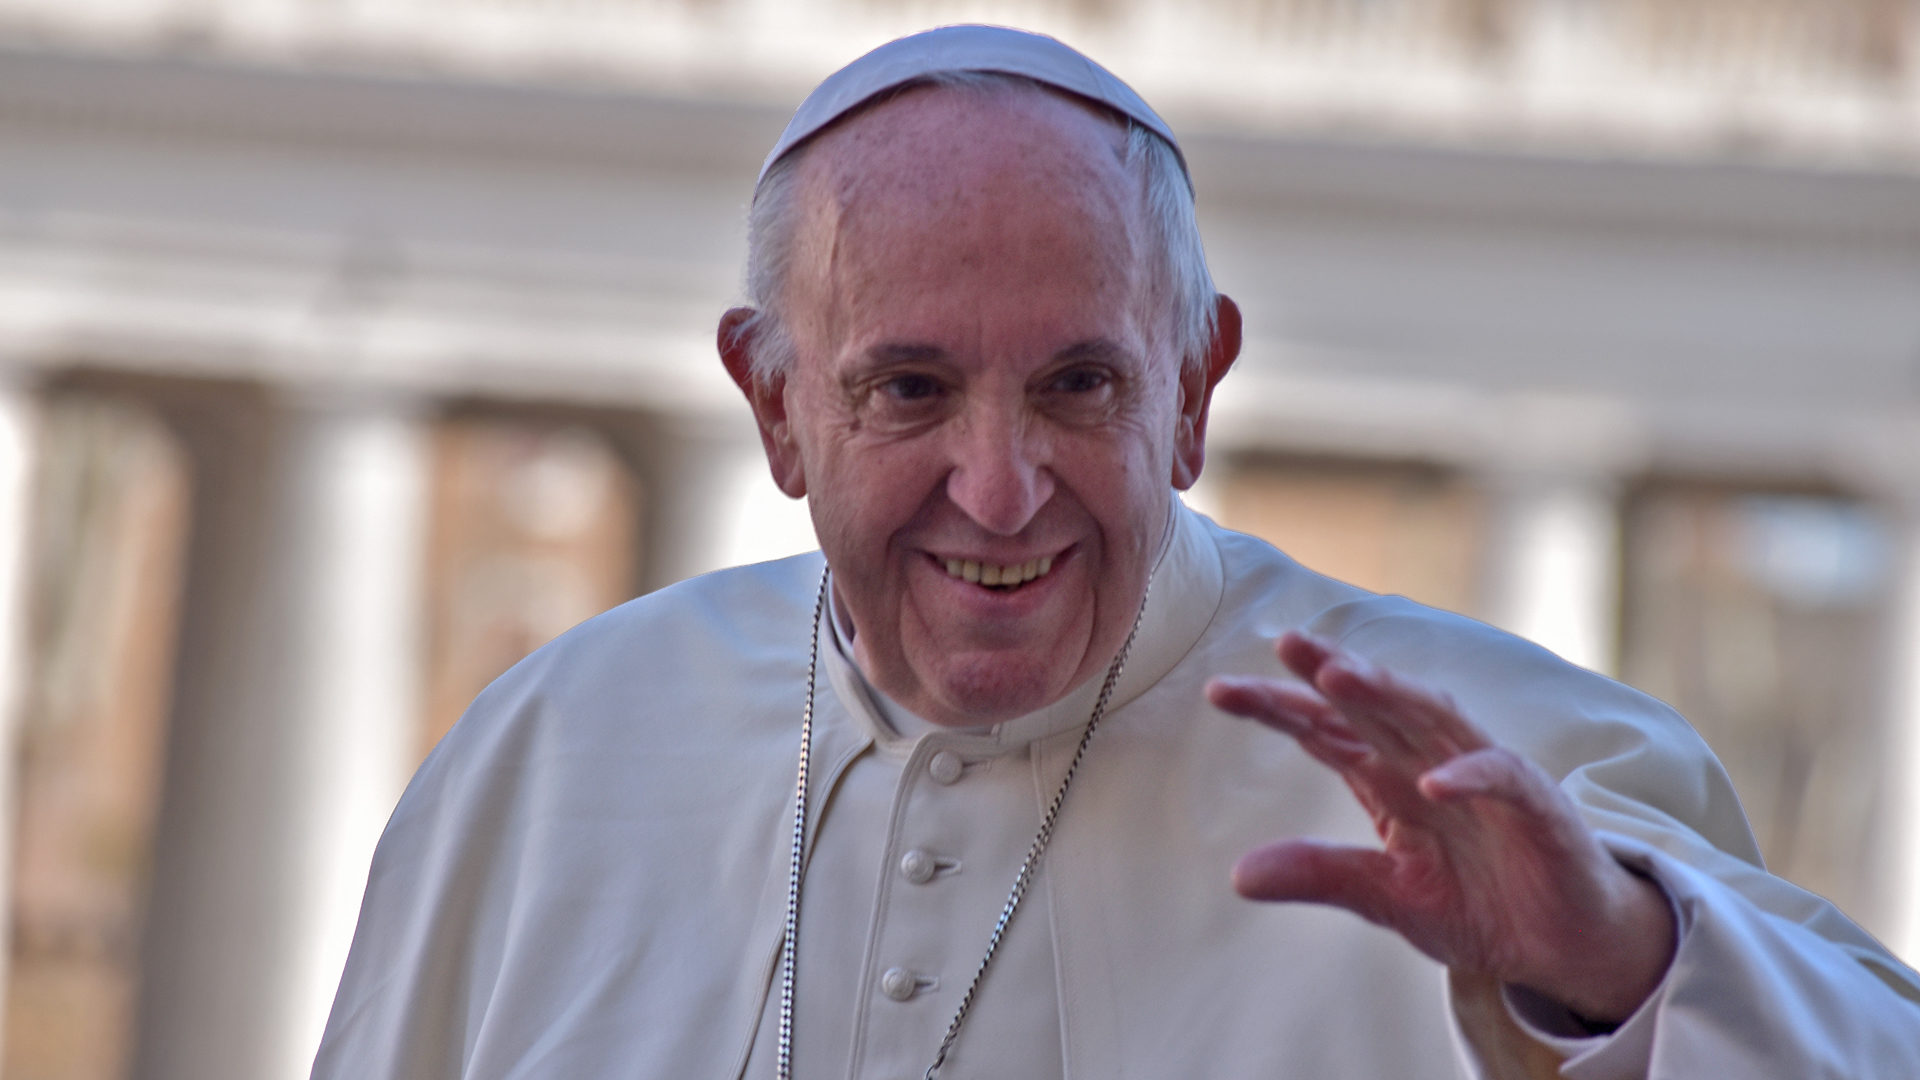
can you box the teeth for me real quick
[941,554,1058,587]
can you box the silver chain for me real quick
[777,567,1150,1080]
[776,569,830,1080]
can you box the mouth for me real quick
[940,554,1056,591]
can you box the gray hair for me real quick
[736,72,1217,382]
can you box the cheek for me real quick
[806,444,940,555]
[1065,443,1162,536]
[1098,431,1176,543]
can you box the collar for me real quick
[821,500,1227,756]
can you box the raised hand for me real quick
[1207,632,1676,1024]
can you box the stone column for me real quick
[1475,394,1637,677]
[1481,469,1622,676]
[135,386,428,1080]
[277,391,431,1076]
[625,410,817,594]
[1879,490,1920,964]
[0,375,35,1063]
[1835,415,1920,964]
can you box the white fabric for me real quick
[757,25,1187,187]
[735,509,1182,1077]
[313,506,1920,1080]
[737,579,1065,1078]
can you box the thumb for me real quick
[1233,840,1398,928]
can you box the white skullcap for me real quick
[757,24,1188,191]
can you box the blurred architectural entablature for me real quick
[0,0,1915,170]
[1,40,1915,489]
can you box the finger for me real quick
[1207,676,1371,767]
[1232,839,1398,928]
[1417,746,1534,802]
[1275,630,1336,684]
[1277,634,1430,761]
[1418,748,1620,890]
[1209,676,1404,824]
[1418,747,1593,846]
[1311,655,1427,762]
[1206,674,1334,730]
[1315,653,1492,765]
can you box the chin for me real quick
[925,654,1075,726]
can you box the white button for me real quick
[880,966,919,1001]
[928,750,964,784]
[899,849,938,884]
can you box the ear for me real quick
[718,307,808,498]
[1171,294,1242,490]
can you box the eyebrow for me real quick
[1051,339,1131,367]
[851,337,1136,375]
[861,343,948,367]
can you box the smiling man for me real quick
[720,79,1200,726]
[314,26,1920,1080]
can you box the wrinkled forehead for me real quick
[801,83,1133,210]
[756,24,1189,195]
[781,87,1148,334]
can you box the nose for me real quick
[944,408,1054,536]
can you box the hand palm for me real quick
[1208,633,1675,1023]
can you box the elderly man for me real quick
[314,26,1920,1080]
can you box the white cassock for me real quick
[312,504,1920,1080]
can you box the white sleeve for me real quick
[1334,606,1920,1080]
[1493,834,1920,1080]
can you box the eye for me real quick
[1036,364,1121,427]
[880,372,945,402]
[1048,367,1111,394]
[853,369,955,432]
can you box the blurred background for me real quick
[0,1,1916,1077]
